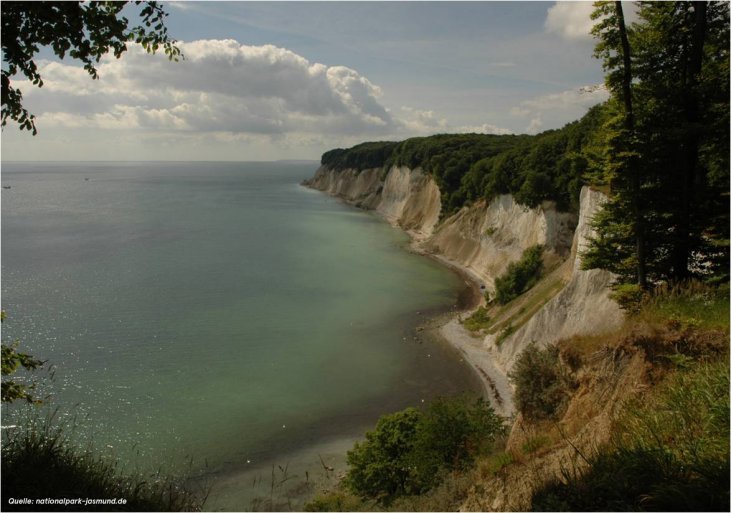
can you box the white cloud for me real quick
[454,123,513,136]
[510,84,608,132]
[9,38,521,156]
[19,40,398,137]
[545,1,640,41]
[544,1,596,41]
[527,116,543,134]
[398,106,448,133]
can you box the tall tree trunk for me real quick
[615,1,647,289]
[674,1,707,279]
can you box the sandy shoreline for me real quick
[303,180,515,418]
[411,245,515,417]
[300,180,514,417]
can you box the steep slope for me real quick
[305,164,624,415]
[488,187,624,373]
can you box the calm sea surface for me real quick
[1,161,479,509]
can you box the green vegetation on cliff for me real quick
[307,283,729,512]
[320,106,605,215]
[493,245,544,305]
[307,396,504,509]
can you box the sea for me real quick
[1,161,480,510]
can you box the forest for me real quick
[321,1,729,291]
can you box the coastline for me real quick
[302,181,515,417]
[412,247,515,417]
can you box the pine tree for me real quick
[584,1,729,287]
[584,1,647,288]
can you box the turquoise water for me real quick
[1,161,478,509]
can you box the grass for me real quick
[495,323,516,346]
[476,451,514,478]
[462,306,492,332]
[486,267,567,340]
[641,281,730,331]
[521,435,550,455]
[1,412,205,511]
[531,357,730,512]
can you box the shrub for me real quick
[344,408,422,500]
[495,323,516,346]
[343,396,504,503]
[494,245,544,305]
[462,307,491,332]
[477,452,514,478]
[609,282,649,314]
[509,343,575,421]
[412,396,504,488]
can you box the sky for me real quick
[1,1,613,161]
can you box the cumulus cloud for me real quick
[545,1,639,41]
[544,1,596,40]
[19,39,398,137]
[13,38,516,151]
[398,106,448,134]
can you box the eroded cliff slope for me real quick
[304,164,623,413]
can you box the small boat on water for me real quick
[2,186,10,189]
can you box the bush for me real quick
[343,396,504,503]
[531,360,730,511]
[509,343,575,421]
[344,408,422,500]
[609,282,649,313]
[494,245,544,305]
[462,307,491,332]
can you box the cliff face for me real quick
[305,165,623,411]
[488,187,624,372]
[423,195,576,289]
[306,165,441,239]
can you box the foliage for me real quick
[494,245,544,305]
[609,283,650,314]
[1,311,43,404]
[584,1,730,287]
[495,323,516,346]
[531,359,730,511]
[344,407,422,500]
[509,343,575,422]
[321,141,398,172]
[462,306,491,332]
[343,396,504,503]
[642,281,730,331]
[1,413,204,511]
[1,1,181,134]
[320,106,606,216]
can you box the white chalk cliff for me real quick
[305,165,623,414]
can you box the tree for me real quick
[1,311,43,404]
[343,397,504,502]
[584,1,729,287]
[509,343,575,421]
[344,408,422,500]
[632,1,729,281]
[590,1,647,289]
[1,1,181,135]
